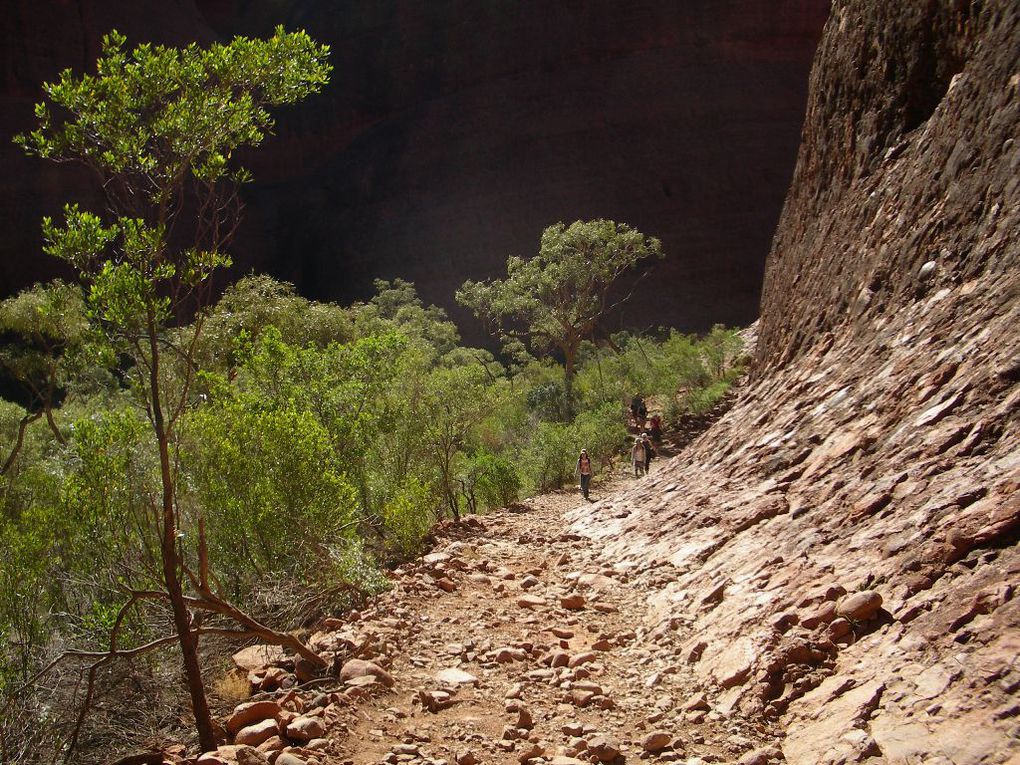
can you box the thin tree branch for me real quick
[1,411,42,475]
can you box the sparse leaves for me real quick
[12,26,332,752]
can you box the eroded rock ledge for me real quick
[568,3,1020,763]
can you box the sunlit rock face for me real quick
[1,1,828,339]
[567,4,1020,762]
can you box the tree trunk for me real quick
[45,405,66,445]
[1,411,41,476]
[148,322,217,752]
[563,346,577,419]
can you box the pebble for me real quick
[234,719,279,747]
[226,701,282,735]
[641,731,672,753]
[836,590,883,621]
[340,658,395,688]
[517,595,547,609]
[560,593,586,610]
[435,668,478,685]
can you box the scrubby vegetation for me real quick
[0,24,745,764]
[0,275,744,759]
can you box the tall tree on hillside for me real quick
[457,219,663,416]
[15,28,331,751]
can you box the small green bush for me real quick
[572,401,629,467]
[185,396,359,594]
[468,451,522,510]
[686,378,734,414]
[381,478,435,560]
[520,421,573,492]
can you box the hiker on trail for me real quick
[631,436,646,477]
[629,394,647,427]
[649,414,663,443]
[642,433,656,473]
[575,449,593,500]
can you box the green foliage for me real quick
[328,537,390,598]
[458,219,664,413]
[465,451,522,511]
[0,498,54,685]
[11,25,335,754]
[197,275,354,373]
[0,281,88,373]
[457,220,663,360]
[353,279,461,358]
[0,404,156,699]
[60,409,157,577]
[0,281,90,456]
[240,328,408,470]
[0,210,747,762]
[418,364,493,519]
[685,379,734,415]
[381,479,435,561]
[527,380,569,422]
[520,421,574,492]
[572,402,629,466]
[573,325,745,421]
[16,28,331,183]
[186,396,359,591]
[16,24,333,435]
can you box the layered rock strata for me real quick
[569,3,1020,763]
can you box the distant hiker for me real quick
[630,395,647,427]
[649,414,663,443]
[631,436,646,477]
[642,433,656,473]
[575,449,593,500]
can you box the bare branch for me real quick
[1,411,42,476]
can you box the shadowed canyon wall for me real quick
[569,2,1020,762]
[0,1,829,338]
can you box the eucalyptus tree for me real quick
[457,219,663,416]
[15,27,331,751]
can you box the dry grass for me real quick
[212,670,251,705]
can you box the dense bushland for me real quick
[0,274,744,758]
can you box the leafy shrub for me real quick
[520,421,574,491]
[467,451,522,511]
[526,380,570,422]
[185,396,359,594]
[686,379,734,414]
[327,537,390,598]
[571,402,629,467]
[382,478,435,560]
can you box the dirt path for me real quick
[324,468,777,765]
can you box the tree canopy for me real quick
[457,219,663,413]
[14,27,332,752]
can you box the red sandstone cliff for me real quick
[570,2,1020,762]
[0,1,829,338]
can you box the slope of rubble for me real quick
[200,477,795,765]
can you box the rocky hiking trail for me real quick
[334,476,771,765]
[216,464,780,765]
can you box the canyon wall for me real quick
[0,1,829,338]
[570,2,1020,763]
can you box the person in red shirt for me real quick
[649,414,663,443]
